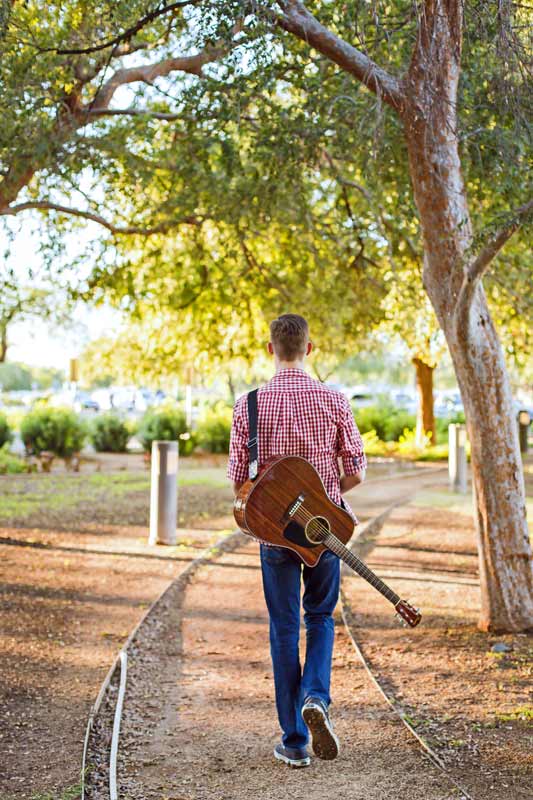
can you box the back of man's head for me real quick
[270,314,309,361]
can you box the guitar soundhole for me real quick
[305,516,330,544]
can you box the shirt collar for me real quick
[267,368,312,384]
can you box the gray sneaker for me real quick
[273,743,311,768]
[301,697,340,760]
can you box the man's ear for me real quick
[306,341,313,356]
[267,342,274,355]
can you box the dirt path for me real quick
[116,538,460,800]
[0,524,226,799]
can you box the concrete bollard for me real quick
[517,410,530,454]
[149,440,178,545]
[448,423,467,494]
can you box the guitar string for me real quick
[291,504,401,605]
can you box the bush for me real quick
[196,402,232,454]
[0,445,29,474]
[354,403,416,442]
[20,407,86,458]
[0,412,12,449]
[90,413,130,453]
[360,429,396,457]
[137,405,196,456]
[435,412,466,444]
[396,427,432,457]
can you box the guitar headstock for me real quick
[395,600,421,628]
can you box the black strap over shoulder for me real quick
[247,389,259,480]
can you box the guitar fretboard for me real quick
[324,532,400,607]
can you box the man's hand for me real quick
[340,470,365,494]
[233,481,245,497]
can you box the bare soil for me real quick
[342,502,533,799]
[0,452,234,800]
[1,458,531,799]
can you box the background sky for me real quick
[1,211,120,369]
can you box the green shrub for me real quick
[196,402,232,453]
[0,412,12,449]
[0,444,29,474]
[382,409,417,441]
[354,403,416,442]
[435,412,466,444]
[361,429,396,457]
[137,405,196,456]
[396,427,431,457]
[20,407,86,458]
[90,413,130,453]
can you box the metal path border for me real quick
[80,528,243,799]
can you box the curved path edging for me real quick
[80,528,243,799]
[340,508,475,800]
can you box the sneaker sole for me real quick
[302,706,340,761]
[273,748,311,768]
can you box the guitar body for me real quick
[233,455,355,567]
[234,454,422,627]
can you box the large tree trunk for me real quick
[404,2,533,631]
[412,357,436,445]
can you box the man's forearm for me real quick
[340,470,366,494]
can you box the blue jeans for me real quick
[260,544,340,749]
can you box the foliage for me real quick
[90,412,130,453]
[0,411,12,448]
[396,428,432,457]
[435,412,467,445]
[137,405,195,456]
[360,429,396,458]
[0,444,29,474]
[195,402,233,454]
[20,406,86,457]
[361,428,449,462]
[354,402,416,442]
[0,361,64,391]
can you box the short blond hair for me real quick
[270,314,309,360]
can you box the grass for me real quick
[495,706,533,724]
[3,782,83,800]
[0,467,229,524]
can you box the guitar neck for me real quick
[324,532,400,607]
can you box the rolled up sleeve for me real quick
[227,397,249,483]
[336,396,367,476]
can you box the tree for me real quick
[2,2,531,630]
[263,1,532,631]
[0,284,66,362]
[80,214,388,388]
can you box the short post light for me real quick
[448,423,467,494]
[517,410,530,454]
[149,440,178,545]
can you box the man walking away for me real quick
[228,314,366,767]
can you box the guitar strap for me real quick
[247,389,259,480]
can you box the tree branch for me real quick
[455,198,533,335]
[274,1,405,111]
[321,148,420,261]
[88,107,181,120]
[48,1,201,56]
[88,45,228,110]
[3,201,202,236]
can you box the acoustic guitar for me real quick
[233,455,421,628]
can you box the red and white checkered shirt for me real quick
[227,368,367,522]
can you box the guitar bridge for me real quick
[287,493,305,518]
